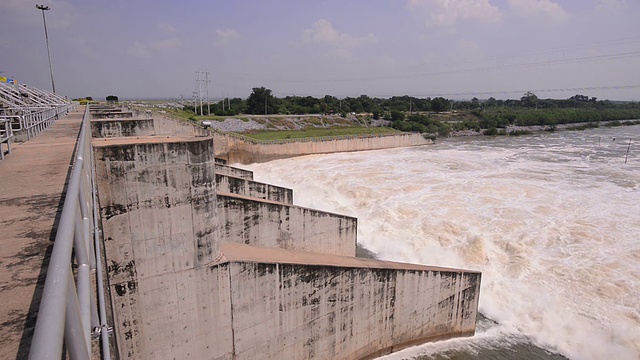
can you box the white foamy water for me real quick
[243,126,640,360]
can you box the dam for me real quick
[1,85,481,359]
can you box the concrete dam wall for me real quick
[216,193,357,256]
[90,110,481,359]
[215,173,294,204]
[213,132,431,164]
[91,118,156,138]
[214,243,480,360]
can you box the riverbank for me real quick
[191,112,639,140]
[450,119,640,137]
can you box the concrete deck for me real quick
[0,107,83,359]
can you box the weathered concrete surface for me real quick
[213,132,431,164]
[91,111,134,119]
[152,115,205,136]
[0,107,83,359]
[215,243,481,360]
[215,163,254,180]
[215,173,293,204]
[90,118,155,138]
[94,136,220,359]
[216,192,357,257]
[93,129,481,360]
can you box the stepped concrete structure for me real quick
[89,107,481,359]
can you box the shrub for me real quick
[484,127,499,136]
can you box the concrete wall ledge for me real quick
[90,118,155,138]
[217,191,353,220]
[92,135,211,147]
[91,111,134,119]
[216,173,294,204]
[217,242,478,273]
[215,163,254,180]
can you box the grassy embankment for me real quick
[242,127,401,141]
[158,106,640,140]
[162,107,398,140]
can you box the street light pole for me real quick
[36,5,56,94]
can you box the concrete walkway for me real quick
[0,107,83,359]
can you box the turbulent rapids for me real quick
[245,125,640,360]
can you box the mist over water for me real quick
[244,126,640,360]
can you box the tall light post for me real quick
[36,5,56,94]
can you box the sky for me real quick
[1,0,639,101]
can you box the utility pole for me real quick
[205,70,210,116]
[221,90,225,112]
[36,5,56,94]
[264,97,267,115]
[196,70,203,116]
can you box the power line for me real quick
[262,51,640,84]
[269,84,640,99]
[406,85,640,99]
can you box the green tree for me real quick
[431,97,450,112]
[390,110,405,122]
[246,87,278,115]
[521,91,538,108]
[106,95,118,103]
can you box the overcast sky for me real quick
[1,0,639,101]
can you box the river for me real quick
[243,125,640,360]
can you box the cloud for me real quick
[457,39,483,59]
[126,37,182,59]
[507,0,568,24]
[216,29,240,44]
[158,23,176,34]
[596,0,626,12]
[301,19,376,49]
[407,0,502,27]
[126,42,150,59]
[151,38,183,53]
[69,37,98,58]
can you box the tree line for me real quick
[184,87,454,116]
[182,87,640,136]
[185,87,639,117]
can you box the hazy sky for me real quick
[1,0,639,100]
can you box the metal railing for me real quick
[1,103,77,142]
[1,81,77,143]
[29,105,112,360]
[0,118,14,160]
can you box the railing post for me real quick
[65,270,90,360]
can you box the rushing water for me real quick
[243,125,640,360]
